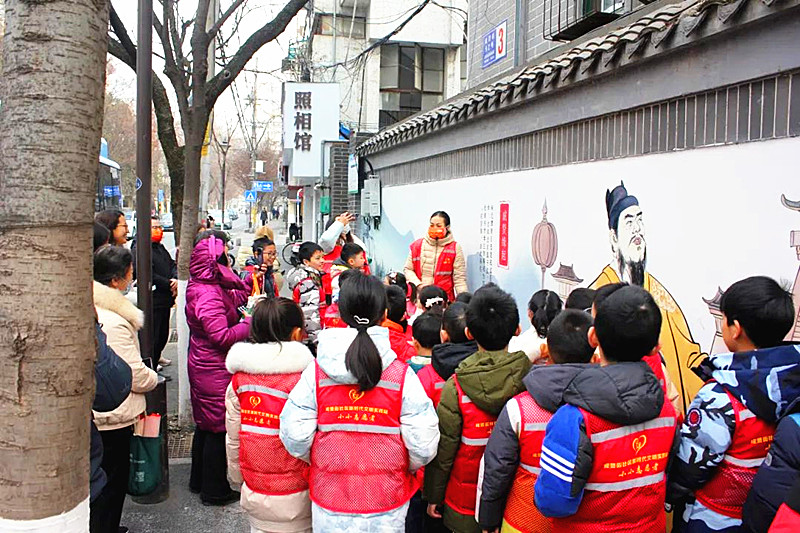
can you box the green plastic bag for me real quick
[128,435,162,496]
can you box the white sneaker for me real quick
[158,357,172,366]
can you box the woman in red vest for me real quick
[280,272,439,532]
[404,211,467,301]
[225,298,313,532]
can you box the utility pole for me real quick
[136,0,154,365]
[249,68,258,231]
[219,137,230,228]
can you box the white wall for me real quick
[361,137,800,355]
[369,0,467,46]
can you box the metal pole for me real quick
[136,0,154,365]
[221,146,227,229]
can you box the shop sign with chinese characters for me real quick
[282,82,340,182]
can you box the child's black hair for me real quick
[466,283,519,351]
[719,276,795,348]
[338,273,387,391]
[385,285,408,328]
[419,285,449,314]
[386,271,418,305]
[454,292,472,304]
[546,309,595,364]
[93,245,133,285]
[528,289,563,338]
[593,282,627,310]
[250,297,304,343]
[565,288,597,312]
[340,242,364,264]
[442,302,470,344]
[298,241,324,264]
[413,311,442,349]
[594,285,661,363]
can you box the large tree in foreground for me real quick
[107,0,308,277]
[0,0,108,530]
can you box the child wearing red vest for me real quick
[668,276,800,533]
[534,285,679,532]
[409,311,443,373]
[383,285,418,363]
[279,272,439,532]
[225,298,314,533]
[478,309,596,533]
[417,303,479,408]
[286,242,327,346]
[425,284,532,533]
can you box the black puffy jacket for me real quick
[743,411,800,532]
[90,321,132,502]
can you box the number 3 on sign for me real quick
[495,22,507,59]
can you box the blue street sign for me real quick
[244,190,258,203]
[482,20,508,69]
[253,180,273,193]
[158,189,164,202]
[135,177,142,190]
[103,186,114,198]
[112,185,120,196]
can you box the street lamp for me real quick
[218,137,230,229]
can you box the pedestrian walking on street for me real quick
[95,209,128,246]
[186,230,254,506]
[131,216,177,368]
[225,298,314,533]
[91,245,158,533]
[260,207,268,226]
[280,273,439,532]
[404,211,467,301]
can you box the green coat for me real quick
[423,349,532,533]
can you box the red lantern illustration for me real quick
[531,201,558,287]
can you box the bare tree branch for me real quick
[206,0,308,108]
[207,0,248,40]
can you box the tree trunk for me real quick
[177,119,207,280]
[0,0,108,530]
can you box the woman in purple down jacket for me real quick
[186,230,253,505]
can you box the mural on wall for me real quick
[588,182,704,413]
[781,194,800,342]
[369,137,800,415]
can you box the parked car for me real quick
[160,212,173,231]
[207,209,232,230]
[227,209,238,221]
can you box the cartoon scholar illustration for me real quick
[590,182,704,413]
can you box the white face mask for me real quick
[119,283,131,296]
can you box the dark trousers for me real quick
[90,426,132,533]
[189,428,231,501]
[406,491,450,533]
[153,306,171,361]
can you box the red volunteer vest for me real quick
[444,375,498,516]
[248,270,279,298]
[410,238,458,301]
[310,360,417,514]
[231,372,309,495]
[502,393,552,533]
[552,396,678,533]
[417,365,446,407]
[322,246,371,301]
[642,353,667,395]
[695,386,776,519]
[292,273,327,323]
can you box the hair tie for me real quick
[353,315,370,326]
[425,296,444,309]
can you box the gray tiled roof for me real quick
[356,0,783,156]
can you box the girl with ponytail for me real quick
[508,289,563,363]
[280,272,440,532]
